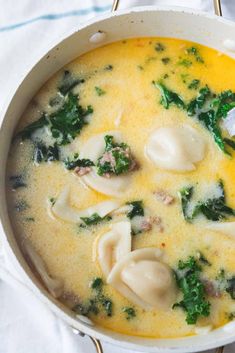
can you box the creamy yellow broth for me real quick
[6,37,235,338]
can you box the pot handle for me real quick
[111,0,223,16]
[72,328,103,353]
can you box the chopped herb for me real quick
[188,79,200,90]
[127,200,144,219]
[137,65,144,70]
[49,197,56,205]
[64,154,94,170]
[187,86,211,116]
[80,213,111,227]
[95,86,106,96]
[173,256,210,324]
[224,138,235,150]
[101,297,113,317]
[25,217,35,222]
[161,57,170,65]
[73,276,113,317]
[181,73,189,83]
[104,64,113,71]
[18,115,48,140]
[122,307,136,320]
[33,142,59,164]
[49,94,64,107]
[197,252,211,266]
[91,277,103,291]
[73,299,99,316]
[155,42,165,52]
[97,135,135,176]
[163,73,169,79]
[58,70,84,96]
[14,200,29,212]
[152,80,185,109]
[226,276,235,299]
[186,46,204,63]
[227,312,235,321]
[178,59,192,68]
[18,93,93,146]
[178,186,194,222]
[9,175,27,189]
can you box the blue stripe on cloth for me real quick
[0,5,111,33]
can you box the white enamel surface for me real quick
[145,125,206,172]
[79,131,131,197]
[223,38,235,52]
[97,220,132,277]
[206,222,235,237]
[52,186,120,223]
[107,248,176,310]
[1,7,235,353]
[23,240,63,298]
[223,107,235,136]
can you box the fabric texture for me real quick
[0,1,235,352]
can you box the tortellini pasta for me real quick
[107,248,177,310]
[145,125,206,172]
[52,186,120,224]
[97,220,132,277]
[206,222,235,237]
[79,131,131,197]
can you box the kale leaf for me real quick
[127,200,144,219]
[19,115,48,140]
[152,81,185,109]
[188,79,200,90]
[226,277,235,300]
[173,256,210,324]
[155,42,165,52]
[224,138,235,150]
[179,181,235,222]
[73,276,113,317]
[186,46,204,63]
[91,277,103,291]
[178,186,194,222]
[9,175,27,189]
[18,93,93,146]
[198,110,227,154]
[80,213,111,227]
[97,135,134,176]
[187,86,211,116]
[58,70,85,96]
[211,90,235,119]
[122,307,136,320]
[95,86,106,96]
[33,142,59,164]
[64,153,94,170]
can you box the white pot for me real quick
[1,4,235,353]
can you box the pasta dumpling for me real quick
[52,186,120,223]
[145,125,206,172]
[206,222,235,237]
[79,131,131,197]
[107,248,177,310]
[97,220,132,277]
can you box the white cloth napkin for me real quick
[1,1,235,352]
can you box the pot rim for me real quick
[1,5,235,353]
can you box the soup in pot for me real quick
[6,37,235,338]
